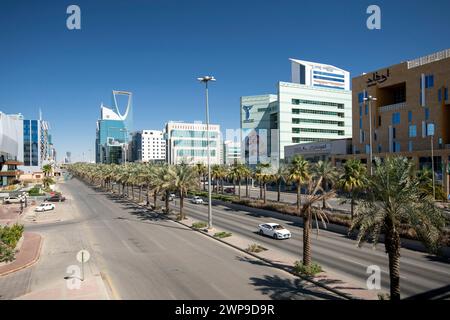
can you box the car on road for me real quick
[34,203,55,212]
[45,194,66,202]
[190,196,204,204]
[258,223,291,240]
[224,187,235,194]
[162,193,176,201]
[3,196,25,204]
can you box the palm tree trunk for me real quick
[131,184,135,201]
[350,194,355,220]
[322,180,326,209]
[180,193,184,220]
[260,182,263,200]
[139,185,142,203]
[165,191,169,214]
[238,179,242,199]
[263,183,267,204]
[203,175,206,191]
[297,184,301,210]
[385,227,401,300]
[153,191,157,208]
[302,207,312,266]
[277,180,281,202]
[146,185,150,206]
[233,180,237,196]
[245,178,249,198]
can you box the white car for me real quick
[190,196,204,204]
[258,223,292,240]
[3,196,24,204]
[35,203,55,212]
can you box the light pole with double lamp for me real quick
[364,95,377,175]
[197,76,216,229]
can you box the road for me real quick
[0,178,341,300]
[165,194,450,299]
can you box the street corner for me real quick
[0,232,43,277]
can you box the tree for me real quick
[255,163,271,200]
[42,164,53,177]
[273,165,289,202]
[299,175,336,267]
[338,159,368,219]
[241,165,252,198]
[313,160,338,209]
[194,163,207,191]
[351,157,446,300]
[288,156,310,210]
[168,164,199,220]
[43,177,54,188]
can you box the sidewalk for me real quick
[0,232,42,277]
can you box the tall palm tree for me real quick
[300,175,336,267]
[288,156,310,210]
[194,163,207,191]
[255,163,271,200]
[338,159,368,219]
[229,164,241,197]
[42,164,53,177]
[351,157,446,300]
[313,160,338,209]
[168,164,199,220]
[241,165,252,198]
[273,164,289,202]
[211,164,221,194]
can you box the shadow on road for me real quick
[405,284,450,300]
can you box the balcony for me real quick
[0,170,21,177]
[379,102,407,113]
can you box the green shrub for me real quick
[0,224,25,248]
[246,243,267,253]
[214,232,232,239]
[293,261,323,276]
[0,242,16,263]
[192,221,208,229]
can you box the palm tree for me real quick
[313,160,338,209]
[43,176,54,189]
[168,164,199,220]
[255,163,271,200]
[351,157,446,300]
[42,164,53,177]
[288,156,310,210]
[300,175,336,267]
[211,164,221,194]
[338,159,368,219]
[241,165,252,198]
[273,164,289,202]
[229,164,241,197]
[194,163,207,191]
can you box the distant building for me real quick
[165,121,221,165]
[0,112,24,186]
[223,140,241,165]
[130,130,166,163]
[241,58,352,169]
[284,138,352,164]
[95,91,133,164]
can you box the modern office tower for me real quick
[95,91,133,164]
[341,48,450,196]
[165,121,221,165]
[223,140,241,165]
[0,112,24,186]
[240,59,352,168]
[130,130,166,163]
[65,152,72,164]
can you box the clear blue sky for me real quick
[0,0,449,162]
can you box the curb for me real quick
[107,190,356,301]
[0,233,43,277]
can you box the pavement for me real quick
[155,192,450,299]
[0,178,342,300]
[0,232,42,277]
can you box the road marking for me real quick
[100,271,121,300]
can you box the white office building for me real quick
[241,59,352,168]
[130,130,166,162]
[165,121,221,165]
[223,140,241,165]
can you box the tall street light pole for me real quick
[198,76,216,229]
[364,95,377,175]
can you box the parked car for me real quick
[224,187,235,194]
[258,223,291,240]
[3,196,24,204]
[35,203,55,212]
[190,196,204,204]
[45,194,66,202]
[162,193,175,201]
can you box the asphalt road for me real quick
[166,194,450,299]
[0,178,342,300]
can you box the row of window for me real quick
[292,108,345,118]
[292,118,344,126]
[438,87,449,102]
[313,71,345,79]
[292,128,345,135]
[176,150,216,157]
[292,137,330,143]
[170,130,218,139]
[313,75,345,83]
[292,99,344,109]
[173,140,217,147]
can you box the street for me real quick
[0,178,341,300]
[167,192,450,299]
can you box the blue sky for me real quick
[0,0,449,162]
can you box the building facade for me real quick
[341,48,450,195]
[284,138,352,164]
[0,112,24,186]
[241,59,352,168]
[165,121,221,165]
[130,130,166,163]
[95,91,133,164]
[222,140,241,165]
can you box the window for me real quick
[392,112,400,125]
[359,118,363,129]
[292,108,344,117]
[292,118,300,124]
[408,141,413,152]
[392,127,396,139]
[365,145,371,154]
[291,99,344,109]
[393,142,401,153]
[365,104,368,115]
[359,105,362,116]
[425,108,430,120]
[292,137,300,143]
[299,128,345,135]
[292,128,300,134]
[426,75,434,88]
[409,125,417,138]
[408,111,412,123]
[297,119,344,126]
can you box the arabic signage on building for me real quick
[367,69,390,87]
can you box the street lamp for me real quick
[428,123,436,200]
[364,95,377,175]
[197,75,216,229]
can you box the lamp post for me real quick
[428,123,436,200]
[364,95,377,175]
[197,76,216,229]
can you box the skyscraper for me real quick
[95,91,133,164]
